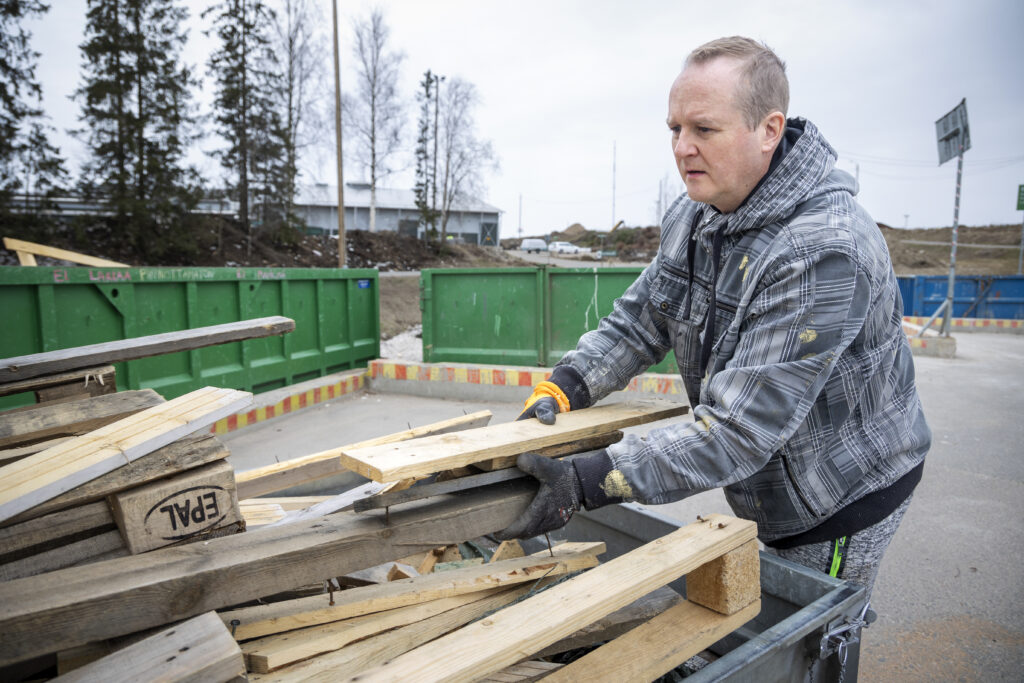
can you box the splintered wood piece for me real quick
[0,387,251,525]
[235,410,493,499]
[386,563,418,581]
[110,460,244,554]
[0,316,295,382]
[544,599,761,683]
[219,542,604,642]
[241,502,287,527]
[242,589,504,673]
[0,365,116,399]
[481,660,564,682]
[0,477,538,666]
[51,611,245,683]
[247,583,545,683]
[348,514,756,683]
[0,389,164,450]
[3,434,229,525]
[489,540,525,563]
[340,400,689,482]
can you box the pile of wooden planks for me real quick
[0,389,765,682]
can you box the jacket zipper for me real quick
[661,261,739,314]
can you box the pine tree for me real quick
[0,0,67,234]
[205,0,288,255]
[413,69,437,239]
[75,0,200,259]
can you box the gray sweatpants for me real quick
[767,495,912,598]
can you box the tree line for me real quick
[0,1,495,261]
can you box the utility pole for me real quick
[518,193,522,238]
[331,0,346,267]
[904,214,909,229]
[611,141,616,228]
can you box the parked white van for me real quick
[520,239,548,253]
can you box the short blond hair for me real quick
[685,36,788,129]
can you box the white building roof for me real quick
[296,183,500,214]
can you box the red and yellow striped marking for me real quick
[209,373,365,435]
[903,316,1022,330]
[369,360,684,396]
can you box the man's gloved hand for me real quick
[517,380,571,425]
[495,449,631,540]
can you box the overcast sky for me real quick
[26,0,1024,237]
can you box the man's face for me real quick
[667,58,778,214]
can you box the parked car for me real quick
[549,241,582,254]
[520,238,548,254]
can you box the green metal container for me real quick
[420,267,678,374]
[0,266,379,409]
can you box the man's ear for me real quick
[761,111,786,152]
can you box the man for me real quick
[498,36,930,596]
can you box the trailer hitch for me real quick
[818,601,875,683]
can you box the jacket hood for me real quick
[697,118,846,241]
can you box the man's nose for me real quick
[674,133,696,158]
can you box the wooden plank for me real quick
[15,249,37,265]
[249,496,332,510]
[386,563,417,581]
[340,400,689,482]
[347,513,756,683]
[220,542,604,641]
[0,386,251,524]
[3,433,229,525]
[53,611,246,683]
[56,643,111,675]
[0,477,537,665]
[0,437,74,466]
[3,236,130,268]
[473,430,624,471]
[241,502,287,527]
[0,316,295,382]
[248,583,545,683]
[0,365,116,399]
[0,389,164,449]
[543,598,762,683]
[235,409,494,499]
[0,530,126,581]
[0,501,114,562]
[110,460,243,554]
[243,589,505,673]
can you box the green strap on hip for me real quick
[829,536,848,578]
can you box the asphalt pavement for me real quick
[223,331,1024,681]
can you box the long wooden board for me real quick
[348,513,756,682]
[244,589,508,673]
[0,500,114,562]
[544,598,761,682]
[0,389,163,449]
[249,583,545,683]
[220,542,604,641]
[0,478,536,665]
[0,387,251,524]
[0,316,295,382]
[0,529,126,581]
[340,400,689,482]
[3,433,229,525]
[52,611,246,683]
[3,236,130,268]
[235,410,494,499]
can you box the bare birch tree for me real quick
[269,0,328,239]
[438,78,496,243]
[346,8,403,232]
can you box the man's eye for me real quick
[697,126,712,134]
[669,126,681,135]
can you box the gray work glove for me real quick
[516,396,560,425]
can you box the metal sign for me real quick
[935,99,970,165]
[1018,184,1024,211]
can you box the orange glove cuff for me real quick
[524,380,572,415]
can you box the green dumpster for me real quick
[420,266,678,374]
[0,266,379,409]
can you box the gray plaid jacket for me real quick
[560,118,931,541]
